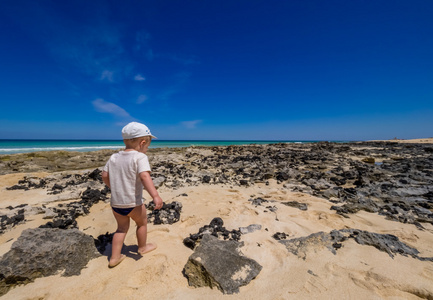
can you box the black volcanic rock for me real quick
[40,187,108,230]
[0,209,26,234]
[146,201,182,225]
[281,201,308,211]
[183,218,242,250]
[183,234,262,294]
[0,228,100,296]
[3,142,433,232]
[279,229,433,261]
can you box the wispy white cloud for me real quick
[134,74,146,81]
[136,94,147,104]
[92,98,131,118]
[181,120,202,129]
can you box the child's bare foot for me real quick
[108,254,126,268]
[138,243,157,255]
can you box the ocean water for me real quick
[0,139,322,155]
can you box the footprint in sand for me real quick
[127,254,169,288]
[218,207,231,216]
[180,215,204,228]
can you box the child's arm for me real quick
[102,171,111,188]
[140,171,163,209]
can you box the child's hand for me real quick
[153,196,163,210]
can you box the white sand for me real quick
[1,173,433,299]
[371,138,433,144]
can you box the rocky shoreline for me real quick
[1,141,433,298]
[151,142,430,228]
[3,141,433,228]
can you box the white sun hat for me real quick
[121,122,157,139]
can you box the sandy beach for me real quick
[371,138,433,144]
[1,141,432,299]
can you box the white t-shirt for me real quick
[103,150,151,208]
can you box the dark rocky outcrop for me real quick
[0,228,100,296]
[183,218,241,250]
[146,201,182,225]
[6,169,104,193]
[279,231,336,260]
[0,208,26,234]
[248,198,279,214]
[40,187,108,229]
[278,229,433,261]
[161,142,432,227]
[3,142,433,230]
[183,234,262,294]
[281,201,308,211]
[272,232,290,240]
[2,170,109,233]
[248,198,270,206]
[6,178,47,191]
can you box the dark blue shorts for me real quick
[112,206,135,216]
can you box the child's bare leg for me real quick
[110,211,130,267]
[129,204,157,254]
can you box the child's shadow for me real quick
[95,233,143,262]
[123,244,144,261]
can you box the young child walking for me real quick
[102,122,163,268]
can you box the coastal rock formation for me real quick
[282,200,308,211]
[0,206,26,234]
[0,228,100,296]
[40,187,108,229]
[3,142,432,234]
[1,169,108,232]
[183,217,242,250]
[146,201,182,225]
[279,229,433,261]
[148,142,433,227]
[183,234,262,294]
[2,142,432,231]
[0,150,118,175]
[6,168,104,192]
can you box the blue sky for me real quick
[0,0,432,140]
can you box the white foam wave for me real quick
[0,146,123,153]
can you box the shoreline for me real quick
[0,140,337,156]
[1,138,432,156]
[1,142,432,299]
[1,139,432,176]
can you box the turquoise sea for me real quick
[0,140,330,155]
